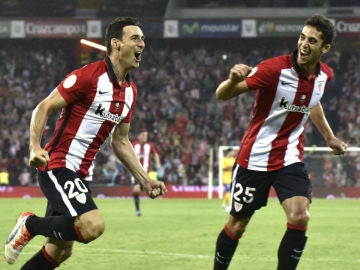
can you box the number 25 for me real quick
[233,183,256,204]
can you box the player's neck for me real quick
[109,55,127,82]
[296,61,318,79]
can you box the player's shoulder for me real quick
[57,60,108,103]
[260,54,290,68]
[251,54,291,77]
[319,61,334,77]
[249,54,290,80]
[76,59,106,77]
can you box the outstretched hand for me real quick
[143,179,167,199]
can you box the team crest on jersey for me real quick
[234,202,243,212]
[300,94,306,103]
[63,74,77,89]
[75,193,87,204]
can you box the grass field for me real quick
[1,197,359,270]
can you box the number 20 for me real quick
[233,183,256,204]
[64,178,88,199]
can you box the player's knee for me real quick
[227,216,251,239]
[288,211,309,226]
[232,223,247,238]
[82,220,105,243]
[232,228,245,239]
[76,214,105,243]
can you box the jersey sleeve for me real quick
[57,66,93,104]
[245,58,281,91]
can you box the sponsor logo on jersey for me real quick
[279,96,311,113]
[98,90,109,95]
[95,103,124,124]
[281,80,295,86]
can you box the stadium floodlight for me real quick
[80,39,106,51]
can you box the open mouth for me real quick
[299,49,310,59]
[135,51,142,62]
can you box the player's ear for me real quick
[111,38,121,51]
[321,43,331,55]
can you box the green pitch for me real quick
[1,198,359,270]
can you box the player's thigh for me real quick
[38,168,98,218]
[272,162,312,203]
[229,164,273,218]
[281,196,310,225]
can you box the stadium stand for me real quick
[0,0,359,188]
[0,38,359,187]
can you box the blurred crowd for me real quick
[186,0,360,8]
[0,38,359,188]
[1,0,359,19]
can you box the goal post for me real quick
[207,146,360,199]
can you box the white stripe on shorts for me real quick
[47,170,78,217]
[229,164,239,209]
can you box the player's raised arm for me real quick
[216,64,252,100]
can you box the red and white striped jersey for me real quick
[39,57,138,180]
[132,141,158,173]
[238,51,333,171]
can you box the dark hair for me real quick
[105,17,142,55]
[138,128,148,134]
[304,15,335,45]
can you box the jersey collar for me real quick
[291,49,320,77]
[105,56,131,86]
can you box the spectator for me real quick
[0,37,359,187]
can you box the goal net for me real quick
[209,146,360,199]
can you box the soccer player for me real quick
[131,129,162,216]
[4,17,167,269]
[221,148,236,211]
[213,15,348,270]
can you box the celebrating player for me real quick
[213,15,347,270]
[4,17,166,269]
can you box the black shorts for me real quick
[38,168,98,218]
[229,162,312,218]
